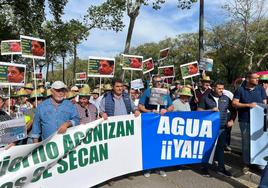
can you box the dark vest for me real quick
[203,93,232,128]
[104,91,132,116]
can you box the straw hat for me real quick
[91,88,100,94]
[16,88,29,97]
[177,86,193,97]
[66,91,77,99]
[24,83,34,90]
[200,75,212,82]
[79,86,91,97]
[174,80,180,84]
[123,82,129,88]
[37,82,44,87]
[103,84,112,91]
[0,94,8,100]
[29,89,44,99]
[259,74,268,81]
[71,86,79,92]
[96,84,103,89]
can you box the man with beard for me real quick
[198,81,236,177]
[31,81,80,142]
[232,72,267,172]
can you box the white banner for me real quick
[0,112,221,188]
[0,115,142,188]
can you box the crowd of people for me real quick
[0,72,267,187]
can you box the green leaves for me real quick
[177,0,197,10]
[84,0,125,32]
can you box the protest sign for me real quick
[159,48,169,61]
[88,56,115,78]
[143,58,154,74]
[131,79,144,89]
[180,61,200,79]
[0,118,26,144]
[0,112,220,188]
[149,88,169,106]
[75,72,87,81]
[158,65,175,79]
[121,54,143,71]
[0,62,26,86]
[0,40,22,55]
[199,58,213,72]
[20,36,46,60]
[250,104,268,166]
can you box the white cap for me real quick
[51,81,67,89]
[71,86,79,91]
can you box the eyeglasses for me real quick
[85,109,88,117]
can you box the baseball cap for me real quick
[51,81,67,90]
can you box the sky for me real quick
[45,0,228,60]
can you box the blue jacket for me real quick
[198,93,236,129]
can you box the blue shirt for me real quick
[233,85,266,122]
[31,98,80,140]
[139,88,173,110]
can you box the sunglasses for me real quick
[154,80,163,83]
[54,88,66,92]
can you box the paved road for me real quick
[95,166,253,188]
[93,121,259,188]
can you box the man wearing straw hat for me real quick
[191,75,212,110]
[76,85,98,124]
[66,91,78,104]
[90,88,102,111]
[23,83,34,95]
[173,86,192,111]
[198,80,236,177]
[23,89,45,144]
[31,81,80,142]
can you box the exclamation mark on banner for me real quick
[198,141,205,159]
[192,141,199,159]
[166,141,173,160]
[161,141,167,160]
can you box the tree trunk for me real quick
[46,61,50,82]
[51,60,54,77]
[73,44,77,81]
[124,16,137,54]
